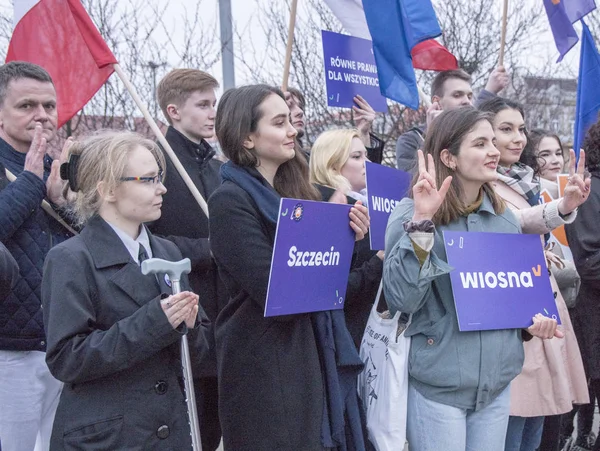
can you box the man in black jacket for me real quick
[149,68,225,451]
[0,62,71,451]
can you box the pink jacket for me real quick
[493,180,589,416]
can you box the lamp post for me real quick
[219,0,235,90]
[146,61,166,119]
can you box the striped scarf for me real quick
[496,163,541,206]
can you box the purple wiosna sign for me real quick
[321,30,388,112]
[365,161,411,250]
[264,198,355,317]
[443,231,560,331]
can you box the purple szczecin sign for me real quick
[321,30,388,112]
[365,161,411,250]
[443,231,560,331]
[264,198,355,317]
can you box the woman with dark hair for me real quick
[209,84,370,450]
[478,98,589,451]
[528,129,565,192]
[566,119,600,451]
[383,106,560,451]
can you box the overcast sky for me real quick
[0,0,585,89]
[161,0,583,86]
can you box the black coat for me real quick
[565,173,600,379]
[150,126,228,377]
[42,216,210,450]
[209,180,326,451]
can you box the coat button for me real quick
[40,340,45,346]
[154,380,168,395]
[156,425,170,439]
[427,338,434,345]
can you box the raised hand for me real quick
[23,124,46,180]
[412,150,452,222]
[46,137,73,206]
[485,66,510,95]
[558,149,591,216]
[425,101,442,129]
[353,95,376,143]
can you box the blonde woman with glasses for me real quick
[41,131,209,450]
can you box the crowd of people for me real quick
[0,58,599,451]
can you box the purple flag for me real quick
[264,198,355,317]
[443,231,560,331]
[544,0,596,62]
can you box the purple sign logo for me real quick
[443,231,560,331]
[321,30,388,113]
[365,162,411,250]
[264,198,355,317]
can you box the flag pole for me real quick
[282,0,299,91]
[499,0,509,66]
[112,64,209,218]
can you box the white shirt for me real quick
[106,222,153,265]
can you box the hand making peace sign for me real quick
[557,149,591,216]
[412,149,453,222]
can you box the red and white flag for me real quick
[6,0,118,127]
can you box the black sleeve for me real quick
[566,183,600,290]
[0,242,18,299]
[366,133,384,165]
[209,187,296,322]
[0,170,46,241]
[474,89,497,108]
[344,252,383,310]
[43,245,186,384]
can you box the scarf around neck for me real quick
[219,160,365,450]
[496,162,541,206]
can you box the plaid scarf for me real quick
[496,163,541,206]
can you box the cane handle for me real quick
[141,258,191,281]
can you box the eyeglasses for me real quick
[120,171,164,185]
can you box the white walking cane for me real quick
[141,258,202,450]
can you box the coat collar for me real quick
[478,190,498,216]
[165,126,213,162]
[81,216,175,305]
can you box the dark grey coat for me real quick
[42,215,210,450]
[566,174,600,379]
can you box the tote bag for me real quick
[357,281,411,451]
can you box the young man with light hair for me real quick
[150,68,224,451]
